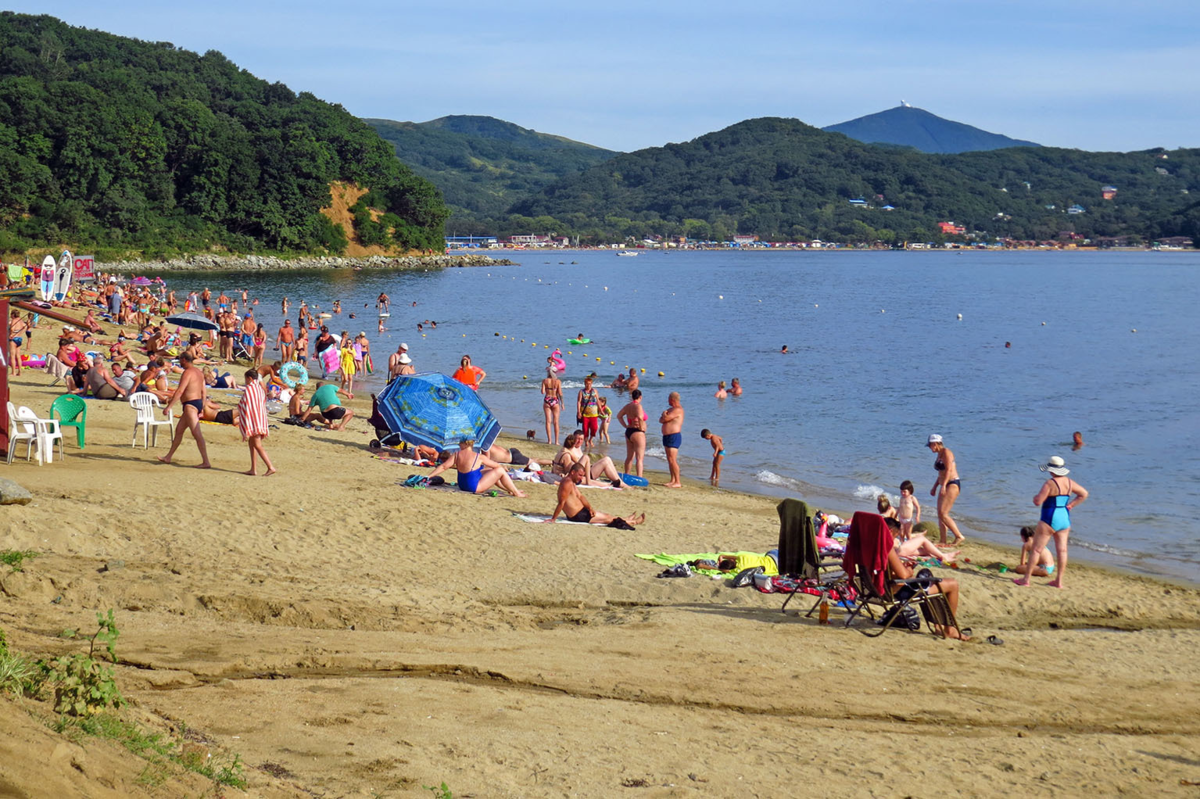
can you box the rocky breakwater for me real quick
[99,253,516,273]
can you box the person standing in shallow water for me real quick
[927,434,965,545]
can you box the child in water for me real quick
[715,381,727,399]
[896,480,921,542]
[598,396,612,444]
[700,428,724,487]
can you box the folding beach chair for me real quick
[775,498,850,615]
[367,393,404,448]
[840,511,960,638]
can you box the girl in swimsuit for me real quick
[540,367,563,445]
[927,434,965,545]
[8,309,28,376]
[1015,457,1088,589]
[427,439,527,498]
[616,388,647,478]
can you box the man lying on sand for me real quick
[546,462,644,527]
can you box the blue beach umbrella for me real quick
[165,312,218,332]
[376,372,501,452]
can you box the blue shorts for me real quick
[662,432,682,450]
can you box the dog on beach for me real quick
[526,430,537,440]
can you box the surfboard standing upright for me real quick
[53,249,73,302]
[39,256,56,301]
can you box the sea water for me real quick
[160,250,1200,582]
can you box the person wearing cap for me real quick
[387,343,409,383]
[1014,457,1088,589]
[926,434,965,545]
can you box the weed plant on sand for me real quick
[0,549,38,572]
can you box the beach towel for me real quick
[841,512,892,597]
[776,498,818,579]
[238,380,269,438]
[513,513,591,525]
[634,552,769,577]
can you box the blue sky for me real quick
[12,0,1198,153]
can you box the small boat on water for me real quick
[617,251,639,257]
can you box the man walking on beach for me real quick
[660,392,684,488]
[157,351,212,469]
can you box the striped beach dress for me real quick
[237,380,270,439]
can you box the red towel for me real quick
[841,512,892,597]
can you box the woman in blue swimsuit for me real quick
[1014,456,1088,589]
[426,439,528,498]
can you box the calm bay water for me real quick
[162,250,1200,582]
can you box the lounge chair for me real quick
[51,395,88,448]
[129,393,173,448]
[774,498,850,614]
[44,353,70,386]
[840,511,961,638]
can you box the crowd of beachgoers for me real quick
[6,269,1096,645]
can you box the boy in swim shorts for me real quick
[701,428,724,487]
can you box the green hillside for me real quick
[824,105,1040,154]
[506,117,1200,244]
[366,115,617,221]
[0,13,448,257]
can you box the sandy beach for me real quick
[2,353,1199,798]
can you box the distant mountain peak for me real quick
[823,106,1040,154]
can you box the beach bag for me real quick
[877,604,921,632]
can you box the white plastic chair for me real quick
[6,401,38,464]
[11,404,63,464]
[129,393,173,448]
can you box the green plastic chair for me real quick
[51,395,88,449]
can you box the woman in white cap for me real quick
[1014,456,1088,589]
[927,434,965,545]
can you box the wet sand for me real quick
[2,366,1199,797]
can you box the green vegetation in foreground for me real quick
[0,13,448,258]
[1,614,247,790]
[499,117,1200,245]
[367,115,617,222]
[0,549,38,572]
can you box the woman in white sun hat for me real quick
[1014,456,1088,589]
[926,434,965,545]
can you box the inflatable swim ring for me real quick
[567,338,592,345]
[280,361,309,388]
[550,348,566,373]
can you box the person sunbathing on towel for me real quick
[885,518,959,563]
[427,438,527,498]
[546,462,644,526]
[551,433,626,487]
[885,546,969,640]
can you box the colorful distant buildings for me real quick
[938,221,966,235]
[1102,186,1118,200]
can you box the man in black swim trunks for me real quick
[546,463,645,526]
[158,351,212,468]
[200,397,240,426]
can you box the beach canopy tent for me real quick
[375,372,501,452]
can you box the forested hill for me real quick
[507,117,1200,244]
[0,13,448,256]
[824,105,1040,154]
[366,115,617,219]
